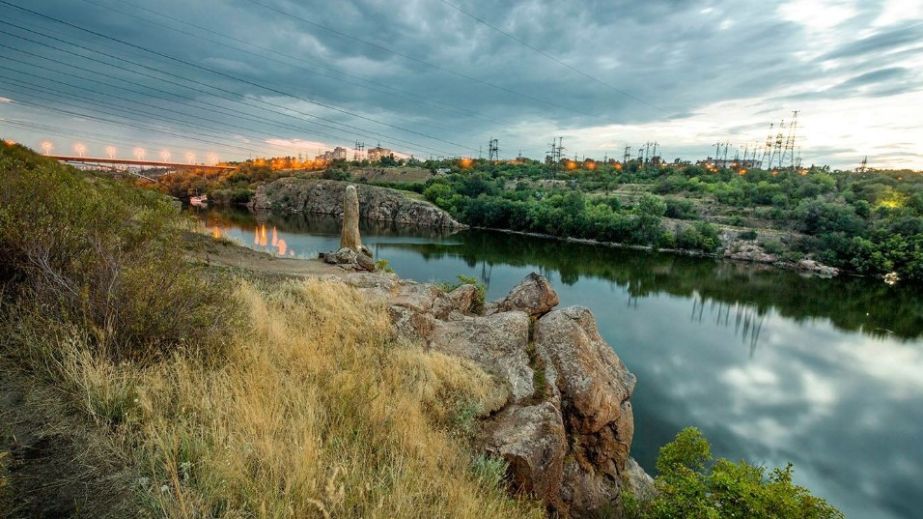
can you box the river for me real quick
[196,207,923,519]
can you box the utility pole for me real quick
[857,155,868,173]
[488,138,499,162]
[353,140,365,161]
[624,146,631,165]
[723,141,730,164]
[714,142,721,162]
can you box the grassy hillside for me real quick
[0,142,539,518]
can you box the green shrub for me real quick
[0,144,236,363]
[738,229,758,240]
[626,427,844,519]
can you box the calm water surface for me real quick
[197,208,923,519]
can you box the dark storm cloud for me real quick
[0,0,921,163]
[822,22,923,61]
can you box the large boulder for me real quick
[428,311,535,401]
[483,402,567,508]
[534,305,637,515]
[489,272,560,317]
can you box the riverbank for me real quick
[469,224,842,278]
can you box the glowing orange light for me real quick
[771,169,779,176]
[159,149,172,162]
[41,141,53,154]
[73,143,86,157]
[614,162,623,171]
[3,139,16,146]
[565,160,577,171]
[738,168,748,175]
[271,227,278,247]
[585,160,597,171]
[105,146,117,159]
[459,157,473,169]
[133,147,146,160]
[276,239,287,256]
[212,226,222,239]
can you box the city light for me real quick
[459,157,473,169]
[185,151,196,164]
[105,146,117,159]
[133,147,146,160]
[73,143,86,157]
[160,149,172,162]
[41,141,53,155]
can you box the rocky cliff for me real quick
[336,271,649,517]
[251,178,465,229]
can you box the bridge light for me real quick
[74,143,86,157]
[159,149,171,162]
[105,146,117,159]
[206,153,218,165]
[40,141,53,155]
[133,147,146,160]
[185,152,196,164]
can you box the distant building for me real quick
[332,146,348,161]
[368,146,392,162]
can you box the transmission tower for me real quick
[623,146,631,164]
[769,119,785,169]
[353,140,365,161]
[857,155,868,173]
[761,122,775,168]
[781,110,799,169]
[488,138,499,161]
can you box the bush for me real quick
[738,229,758,240]
[0,144,235,363]
[626,427,844,519]
[675,222,722,252]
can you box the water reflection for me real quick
[194,208,923,519]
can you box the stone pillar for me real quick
[340,184,363,252]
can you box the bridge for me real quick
[49,155,238,172]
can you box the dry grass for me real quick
[52,279,538,518]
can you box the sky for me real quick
[0,0,922,169]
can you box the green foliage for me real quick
[0,143,236,363]
[738,229,758,240]
[471,454,509,491]
[374,258,394,273]
[626,428,844,519]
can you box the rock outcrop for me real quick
[338,271,647,517]
[252,177,464,229]
[318,185,378,271]
[340,184,363,252]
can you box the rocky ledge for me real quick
[251,178,465,229]
[336,271,652,517]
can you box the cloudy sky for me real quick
[1,0,922,169]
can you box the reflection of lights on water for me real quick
[212,226,221,239]
[277,239,287,256]
[271,227,278,247]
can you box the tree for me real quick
[625,428,844,519]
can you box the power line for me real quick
[439,0,666,113]
[77,0,502,126]
[0,23,457,157]
[0,64,305,154]
[240,0,601,119]
[0,40,425,155]
[0,1,478,154]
